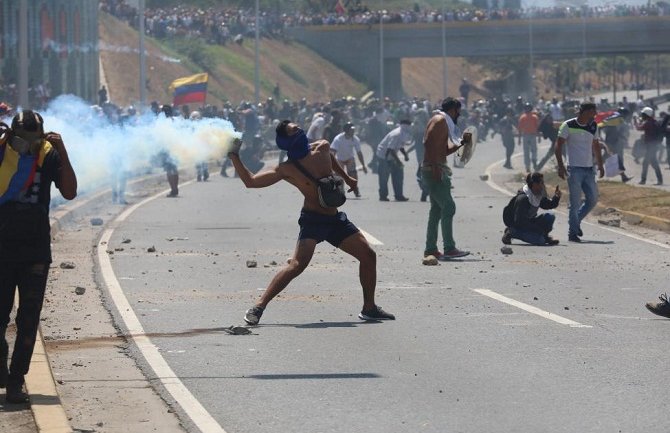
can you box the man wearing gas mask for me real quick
[0,110,77,403]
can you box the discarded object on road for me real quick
[90,218,104,226]
[222,326,252,335]
[500,246,513,255]
[246,260,258,268]
[60,261,76,269]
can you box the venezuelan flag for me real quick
[169,73,208,106]
[595,111,624,128]
[0,140,52,205]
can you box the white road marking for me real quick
[472,289,592,328]
[360,228,383,245]
[98,184,228,433]
[484,157,670,250]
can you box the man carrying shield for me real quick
[421,98,471,260]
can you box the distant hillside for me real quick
[99,12,488,106]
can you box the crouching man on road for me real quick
[228,120,395,325]
[502,172,561,246]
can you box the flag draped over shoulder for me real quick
[0,140,52,205]
[169,73,208,106]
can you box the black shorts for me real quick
[298,209,359,247]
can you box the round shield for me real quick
[456,125,478,166]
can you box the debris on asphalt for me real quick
[90,217,104,226]
[479,174,489,181]
[121,238,131,244]
[166,237,189,241]
[147,246,156,253]
[500,246,513,255]
[222,326,253,335]
[533,296,538,301]
[269,260,278,266]
[74,287,86,295]
[246,260,258,268]
[564,306,570,310]
[422,255,438,266]
[60,261,76,269]
[598,218,621,227]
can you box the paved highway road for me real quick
[99,134,670,433]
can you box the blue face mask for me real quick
[276,128,309,160]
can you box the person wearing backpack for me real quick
[634,107,663,185]
[502,172,561,246]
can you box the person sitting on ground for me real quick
[502,172,561,246]
[228,120,395,325]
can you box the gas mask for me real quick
[9,130,43,155]
[7,110,45,155]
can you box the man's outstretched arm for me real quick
[229,152,282,188]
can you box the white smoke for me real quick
[37,95,239,195]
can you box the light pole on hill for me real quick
[18,0,29,108]
[254,0,260,105]
[139,0,147,108]
[379,2,385,101]
[441,0,447,98]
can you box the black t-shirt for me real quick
[0,145,63,262]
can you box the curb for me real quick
[594,203,670,233]
[23,171,173,433]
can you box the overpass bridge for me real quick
[287,16,670,98]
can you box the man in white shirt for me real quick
[330,122,367,197]
[306,112,326,142]
[555,102,604,242]
[549,97,563,122]
[376,120,412,201]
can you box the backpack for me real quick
[502,193,520,227]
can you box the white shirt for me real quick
[330,132,362,161]
[376,125,412,159]
[549,102,563,121]
[306,116,326,142]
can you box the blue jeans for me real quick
[378,159,404,199]
[522,134,538,171]
[567,166,599,236]
[510,214,555,245]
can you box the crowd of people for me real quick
[100,0,669,45]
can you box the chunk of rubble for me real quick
[598,218,621,227]
[147,246,156,253]
[246,260,258,268]
[74,286,86,295]
[479,174,489,181]
[500,246,513,255]
[90,218,104,226]
[60,261,76,269]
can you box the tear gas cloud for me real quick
[5,95,240,195]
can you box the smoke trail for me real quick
[34,95,239,195]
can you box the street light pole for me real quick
[528,7,534,102]
[18,0,29,108]
[139,0,147,108]
[441,0,447,98]
[379,2,384,101]
[254,0,260,105]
